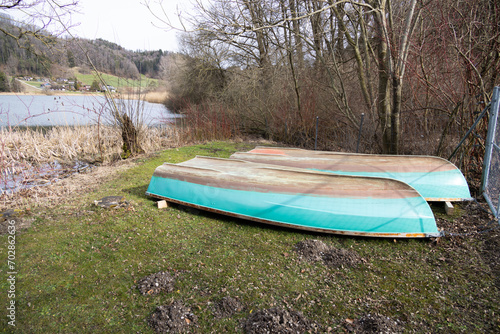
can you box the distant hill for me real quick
[0,13,172,81]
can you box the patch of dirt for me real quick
[243,307,318,334]
[436,200,496,238]
[345,313,403,333]
[435,200,500,288]
[294,239,330,262]
[94,196,131,209]
[136,271,175,296]
[213,296,244,318]
[0,209,32,234]
[148,300,198,334]
[322,247,363,268]
[294,239,362,268]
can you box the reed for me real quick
[1,125,181,164]
[144,91,169,104]
[116,91,169,105]
[0,124,184,198]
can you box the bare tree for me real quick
[0,0,79,52]
[406,0,500,164]
[1,0,150,159]
[151,0,496,155]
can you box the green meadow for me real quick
[0,142,498,333]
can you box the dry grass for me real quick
[0,124,184,209]
[0,159,136,211]
[0,125,181,164]
[144,91,169,104]
[116,91,170,105]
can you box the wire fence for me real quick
[482,86,500,219]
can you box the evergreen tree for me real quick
[0,71,10,92]
[10,76,21,92]
[90,79,100,91]
[67,50,76,68]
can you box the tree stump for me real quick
[121,113,144,159]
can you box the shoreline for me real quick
[0,90,169,104]
[0,91,96,97]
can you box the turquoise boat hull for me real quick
[231,147,472,202]
[146,157,440,238]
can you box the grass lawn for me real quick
[18,71,158,91]
[0,141,499,333]
[74,71,158,89]
[19,80,44,89]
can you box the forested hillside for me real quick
[0,13,168,80]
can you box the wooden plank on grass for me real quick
[445,201,454,215]
[157,200,169,209]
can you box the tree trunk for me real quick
[245,1,269,69]
[391,76,402,154]
[378,64,392,154]
[121,114,144,159]
[308,0,323,66]
[372,5,393,154]
[289,0,304,70]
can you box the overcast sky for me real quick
[72,0,191,52]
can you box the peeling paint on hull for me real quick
[146,156,440,238]
[231,147,472,202]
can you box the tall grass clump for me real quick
[1,125,180,164]
[144,91,169,104]
[0,124,182,197]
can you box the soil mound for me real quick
[295,239,362,268]
[322,247,362,268]
[243,307,316,334]
[213,296,244,318]
[346,313,403,333]
[148,300,198,333]
[294,239,330,262]
[136,271,175,296]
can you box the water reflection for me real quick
[1,160,93,194]
[0,94,180,127]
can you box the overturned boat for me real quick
[230,147,472,202]
[146,156,440,238]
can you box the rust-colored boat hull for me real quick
[230,147,472,201]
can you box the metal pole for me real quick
[356,113,365,153]
[481,87,500,195]
[265,117,268,139]
[315,116,319,150]
[448,103,491,161]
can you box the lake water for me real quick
[0,94,178,127]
